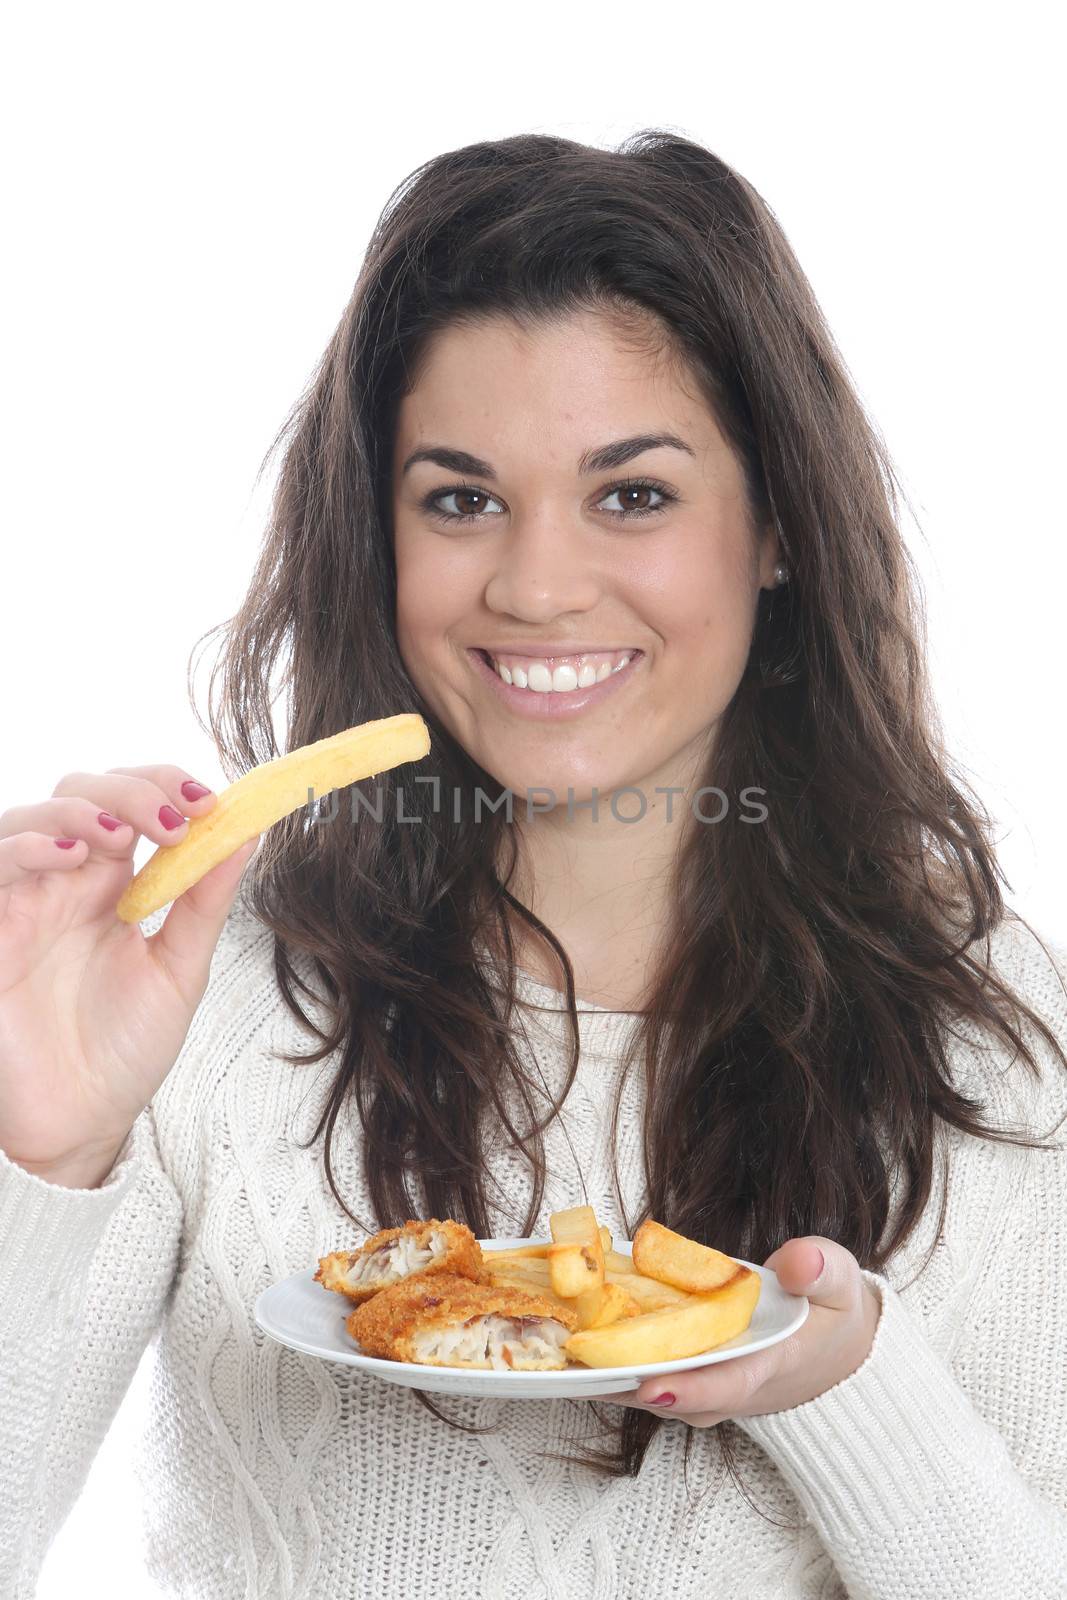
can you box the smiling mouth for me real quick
[467,646,643,704]
[473,647,642,692]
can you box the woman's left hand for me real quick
[582,1238,882,1428]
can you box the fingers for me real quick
[585,1344,772,1418]
[148,834,260,997]
[0,766,218,882]
[763,1236,854,1311]
[0,799,133,881]
[0,827,92,891]
[585,1390,725,1428]
[634,1349,772,1413]
[52,766,218,850]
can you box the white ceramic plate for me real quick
[254,1237,809,1399]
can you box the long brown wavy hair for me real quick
[189,129,1067,1504]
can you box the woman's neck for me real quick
[496,788,692,1012]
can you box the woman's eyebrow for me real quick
[400,432,695,482]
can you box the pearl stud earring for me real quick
[774,563,788,585]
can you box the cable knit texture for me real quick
[2,893,1066,1598]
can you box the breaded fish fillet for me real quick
[346,1271,581,1371]
[314,1218,485,1305]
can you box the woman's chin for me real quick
[469,765,643,818]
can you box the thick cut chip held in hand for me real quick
[563,1265,761,1368]
[116,714,430,924]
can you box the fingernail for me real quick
[159,805,185,830]
[648,1392,676,1407]
[813,1248,825,1277]
[181,782,212,801]
[97,812,125,831]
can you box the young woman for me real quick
[2,130,1065,1599]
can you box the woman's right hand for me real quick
[0,764,259,1187]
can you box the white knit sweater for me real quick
[2,893,1066,1600]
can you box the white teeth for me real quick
[486,651,635,693]
[521,663,582,693]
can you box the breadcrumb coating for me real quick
[314,1219,486,1305]
[346,1271,581,1371]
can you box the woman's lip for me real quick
[465,646,643,718]
[476,646,642,659]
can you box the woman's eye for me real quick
[422,478,676,525]
[426,487,505,523]
[598,482,673,518]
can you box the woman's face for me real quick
[391,310,780,809]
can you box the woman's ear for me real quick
[757,521,783,590]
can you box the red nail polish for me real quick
[54,838,79,848]
[649,1392,676,1406]
[159,805,184,830]
[181,782,212,801]
[97,812,124,831]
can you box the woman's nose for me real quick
[482,511,602,620]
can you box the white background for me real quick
[1,1,1063,1595]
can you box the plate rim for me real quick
[253,1236,809,1386]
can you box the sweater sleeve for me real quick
[0,895,229,1595]
[734,928,1067,1600]
[0,1101,183,1596]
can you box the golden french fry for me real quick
[604,1249,637,1275]
[604,1271,691,1312]
[485,1242,552,1262]
[631,1219,741,1294]
[116,714,430,924]
[573,1280,636,1330]
[549,1205,605,1296]
[481,1256,559,1294]
[564,1267,761,1368]
[487,1218,611,1265]
[549,1242,602,1298]
[483,1267,580,1321]
[549,1205,599,1246]
[488,1253,691,1312]
[482,1256,552,1281]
